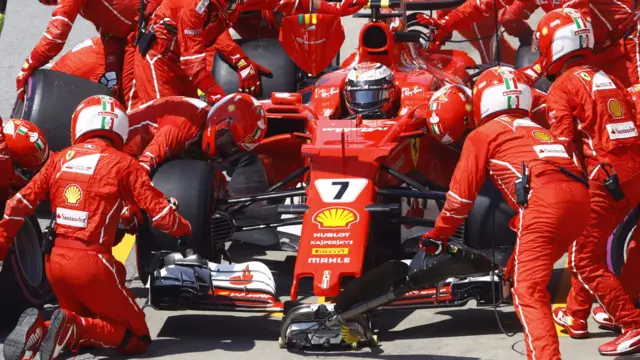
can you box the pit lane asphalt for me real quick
[0,5,635,360]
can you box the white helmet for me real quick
[473,66,533,126]
[71,95,129,149]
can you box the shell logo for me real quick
[313,207,359,229]
[64,185,82,205]
[608,99,624,119]
[532,130,553,142]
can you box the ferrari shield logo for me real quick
[410,138,419,167]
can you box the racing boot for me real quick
[592,305,618,331]
[599,328,640,355]
[38,309,78,360]
[553,307,589,339]
[3,308,46,360]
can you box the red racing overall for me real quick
[17,0,162,100]
[442,0,638,86]
[432,115,589,359]
[0,138,191,352]
[547,62,640,331]
[123,96,210,172]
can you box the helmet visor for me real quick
[345,89,390,111]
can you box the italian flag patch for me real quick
[101,99,116,130]
[34,138,44,151]
[431,124,441,135]
[16,126,28,135]
[504,77,520,109]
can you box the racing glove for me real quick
[16,52,47,101]
[200,84,227,105]
[415,13,455,49]
[518,57,544,86]
[234,57,272,96]
[419,229,448,256]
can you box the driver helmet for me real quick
[344,62,398,118]
[533,8,594,76]
[71,95,129,150]
[472,66,533,127]
[424,84,474,147]
[2,119,49,170]
[202,93,267,160]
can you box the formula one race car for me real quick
[144,0,518,348]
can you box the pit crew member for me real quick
[52,29,261,110]
[124,96,210,174]
[0,95,192,360]
[131,0,367,109]
[532,9,640,356]
[587,84,640,332]
[435,4,534,65]
[16,0,164,101]
[417,0,640,87]
[422,66,590,360]
[200,92,268,161]
[0,119,49,214]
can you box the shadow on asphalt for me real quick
[134,313,282,356]
[377,308,523,341]
[291,348,480,360]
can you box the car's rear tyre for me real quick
[608,207,640,277]
[12,69,113,152]
[212,38,297,99]
[0,217,52,327]
[137,159,220,284]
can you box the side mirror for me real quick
[271,92,303,106]
[278,14,345,76]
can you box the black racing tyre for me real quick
[608,207,640,277]
[137,159,220,284]
[464,179,517,252]
[212,38,297,99]
[0,216,52,327]
[11,69,113,152]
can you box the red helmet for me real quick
[71,95,129,150]
[473,66,533,127]
[2,119,49,170]
[202,93,267,160]
[424,85,474,146]
[534,8,594,76]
